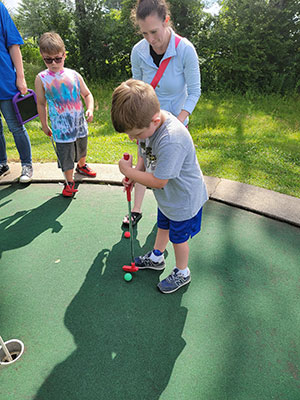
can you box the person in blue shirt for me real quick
[122,0,201,226]
[0,3,33,182]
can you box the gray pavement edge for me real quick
[1,162,300,227]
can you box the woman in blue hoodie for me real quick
[122,0,201,226]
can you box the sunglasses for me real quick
[43,56,63,64]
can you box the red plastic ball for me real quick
[124,231,131,238]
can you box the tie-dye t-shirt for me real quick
[38,68,88,143]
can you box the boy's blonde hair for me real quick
[39,32,65,55]
[111,79,160,133]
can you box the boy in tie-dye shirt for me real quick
[35,32,96,197]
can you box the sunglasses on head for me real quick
[43,56,63,64]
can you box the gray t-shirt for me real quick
[139,112,208,221]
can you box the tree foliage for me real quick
[14,0,300,93]
[199,0,300,92]
[15,0,73,40]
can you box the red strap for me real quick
[150,35,181,89]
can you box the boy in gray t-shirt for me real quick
[111,79,208,294]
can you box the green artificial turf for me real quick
[0,184,300,400]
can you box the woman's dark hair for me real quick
[131,0,171,24]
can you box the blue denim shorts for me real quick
[157,207,203,244]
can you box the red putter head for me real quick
[122,262,139,272]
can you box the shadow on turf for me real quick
[34,224,188,400]
[0,183,22,203]
[0,194,72,259]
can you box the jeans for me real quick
[0,99,32,166]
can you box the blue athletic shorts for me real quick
[157,207,203,244]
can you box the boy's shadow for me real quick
[34,225,188,400]
[0,195,72,259]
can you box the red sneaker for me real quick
[62,182,78,197]
[76,164,96,177]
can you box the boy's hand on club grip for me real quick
[119,153,133,176]
[122,177,134,191]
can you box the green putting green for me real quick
[0,183,299,400]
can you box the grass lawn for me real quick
[4,63,300,198]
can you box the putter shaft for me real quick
[127,186,134,261]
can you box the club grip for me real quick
[123,153,131,201]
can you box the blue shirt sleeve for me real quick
[0,4,24,99]
[181,42,201,115]
[0,3,24,48]
[131,46,143,80]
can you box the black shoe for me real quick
[122,212,142,226]
[0,164,9,177]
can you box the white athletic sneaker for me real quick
[19,165,33,183]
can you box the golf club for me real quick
[50,135,69,186]
[122,153,138,273]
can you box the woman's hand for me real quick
[177,110,190,124]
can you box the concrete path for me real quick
[1,162,300,227]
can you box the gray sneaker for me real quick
[134,251,165,270]
[19,165,33,183]
[157,268,191,294]
[0,164,10,177]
